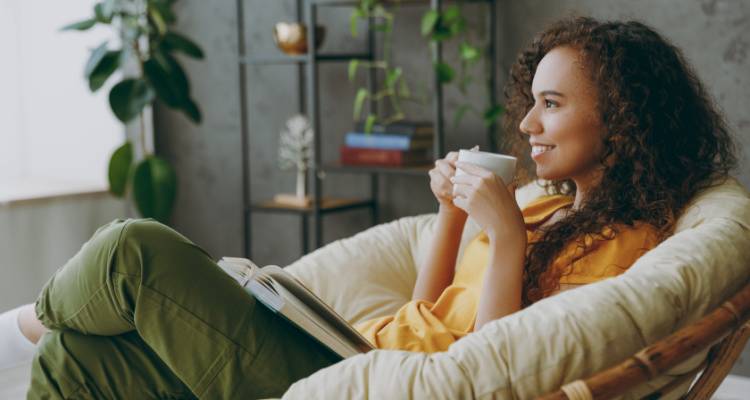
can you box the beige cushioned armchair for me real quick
[1,179,748,399]
[281,178,750,399]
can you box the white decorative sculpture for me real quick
[277,114,314,206]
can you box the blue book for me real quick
[354,121,434,137]
[345,132,433,150]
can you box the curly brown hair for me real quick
[501,16,738,307]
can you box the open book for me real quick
[217,257,375,358]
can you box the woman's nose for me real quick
[519,106,541,136]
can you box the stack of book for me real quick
[340,121,434,167]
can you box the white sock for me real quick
[0,306,37,370]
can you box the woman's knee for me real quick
[115,218,215,279]
[117,219,191,254]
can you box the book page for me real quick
[249,279,361,358]
[217,257,259,287]
[260,265,375,354]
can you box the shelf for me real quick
[240,53,371,65]
[308,0,494,6]
[322,162,432,176]
[248,197,374,214]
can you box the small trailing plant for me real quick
[348,0,415,133]
[421,3,504,145]
[62,0,203,224]
[350,0,503,145]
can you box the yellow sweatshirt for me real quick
[354,195,660,352]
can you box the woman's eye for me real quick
[544,99,558,108]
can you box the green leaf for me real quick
[144,56,188,108]
[149,7,168,36]
[182,98,202,123]
[443,5,461,23]
[61,18,97,31]
[443,5,465,36]
[421,10,439,37]
[435,62,454,84]
[450,18,466,36]
[84,42,109,78]
[364,114,376,134]
[132,156,177,223]
[385,67,402,90]
[108,141,133,197]
[452,104,471,129]
[459,42,480,63]
[149,0,177,24]
[348,59,359,82]
[162,32,204,59]
[353,88,368,120]
[109,78,155,123]
[89,50,121,92]
[144,53,187,107]
[431,21,453,41]
[100,0,116,19]
[94,3,113,23]
[483,104,504,127]
[145,51,201,123]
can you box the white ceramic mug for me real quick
[455,149,517,184]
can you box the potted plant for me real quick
[62,0,203,224]
[350,0,503,146]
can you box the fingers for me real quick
[429,155,460,202]
[436,158,455,177]
[455,161,492,177]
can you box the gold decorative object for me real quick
[272,22,325,55]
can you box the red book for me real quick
[340,146,431,166]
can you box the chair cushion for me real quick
[282,177,750,399]
[284,180,550,325]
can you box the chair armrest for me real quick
[284,214,435,325]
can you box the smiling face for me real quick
[519,46,607,189]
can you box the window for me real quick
[0,0,122,202]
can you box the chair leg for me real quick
[684,322,750,400]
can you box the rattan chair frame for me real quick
[538,280,750,400]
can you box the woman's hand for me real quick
[450,161,525,244]
[428,151,465,216]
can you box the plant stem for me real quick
[139,110,149,157]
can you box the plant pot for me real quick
[273,22,326,55]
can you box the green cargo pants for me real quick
[28,218,341,399]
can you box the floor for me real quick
[713,375,750,400]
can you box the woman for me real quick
[0,16,737,398]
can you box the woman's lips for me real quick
[531,145,555,160]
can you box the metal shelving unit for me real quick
[237,0,498,258]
